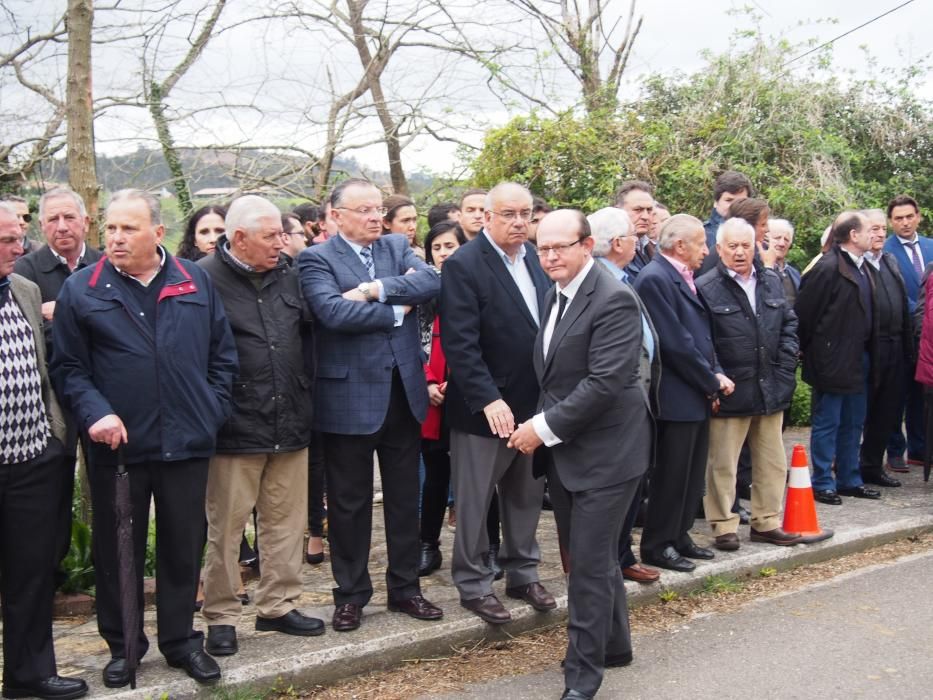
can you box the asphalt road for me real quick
[427,549,933,699]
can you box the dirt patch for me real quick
[294,532,933,699]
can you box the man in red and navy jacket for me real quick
[51,189,237,689]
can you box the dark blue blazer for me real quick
[440,234,550,437]
[634,255,721,422]
[883,234,933,312]
[298,233,440,435]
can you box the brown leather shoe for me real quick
[505,581,556,611]
[714,533,740,551]
[750,527,802,546]
[621,563,660,583]
[331,603,362,632]
[387,594,443,620]
[461,594,511,624]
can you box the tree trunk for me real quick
[66,0,99,246]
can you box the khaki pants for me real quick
[704,413,786,535]
[203,449,308,625]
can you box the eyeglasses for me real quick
[491,209,534,222]
[336,206,388,218]
[537,238,583,257]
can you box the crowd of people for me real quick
[0,170,929,700]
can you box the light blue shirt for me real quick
[340,233,404,327]
[597,257,655,363]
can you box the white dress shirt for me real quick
[726,267,757,313]
[482,230,539,324]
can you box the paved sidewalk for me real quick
[17,429,933,698]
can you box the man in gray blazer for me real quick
[0,203,87,700]
[509,210,652,700]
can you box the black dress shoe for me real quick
[166,650,221,685]
[256,609,326,636]
[387,594,443,620]
[642,546,695,572]
[418,541,442,576]
[838,485,882,499]
[102,658,131,689]
[206,624,238,656]
[861,472,901,488]
[678,542,714,560]
[3,676,88,700]
[814,489,842,505]
[332,603,363,632]
[561,690,593,700]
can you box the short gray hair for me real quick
[658,213,704,251]
[768,218,794,239]
[716,217,755,245]
[861,208,886,223]
[108,188,161,225]
[39,187,88,222]
[0,202,19,221]
[225,195,281,235]
[588,207,632,257]
[485,182,532,212]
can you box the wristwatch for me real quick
[357,282,375,301]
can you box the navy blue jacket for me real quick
[883,234,933,313]
[634,255,721,421]
[51,252,238,466]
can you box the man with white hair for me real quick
[697,218,801,549]
[635,215,734,572]
[767,218,801,304]
[200,196,323,654]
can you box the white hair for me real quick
[485,182,532,212]
[588,207,632,257]
[716,217,755,245]
[0,202,19,222]
[768,218,794,239]
[658,213,704,251]
[109,188,161,225]
[39,187,88,222]
[225,195,281,235]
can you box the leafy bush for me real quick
[789,367,812,427]
[59,519,95,595]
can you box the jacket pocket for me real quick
[317,364,349,380]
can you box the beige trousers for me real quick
[704,413,787,535]
[203,449,308,625]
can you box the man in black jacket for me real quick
[697,218,801,550]
[795,211,881,504]
[860,208,911,488]
[200,196,323,654]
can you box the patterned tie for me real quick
[360,246,375,280]
[905,241,923,278]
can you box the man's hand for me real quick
[342,288,368,302]
[507,420,543,454]
[41,300,56,321]
[715,373,735,396]
[757,241,778,269]
[427,381,446,407]
[483,398,515,438]
[88,414,128,451]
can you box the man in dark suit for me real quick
[509,210,651,700]
[635,214,734,572]
[298,179,443,632]
[440,182,555,624]
[882,194,932,472]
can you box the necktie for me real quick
[645,240,656,260]
[556,292,568,322]
[906,241,923,278]
[360,246,375,280]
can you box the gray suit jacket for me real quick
[9,273,66,443]
[533,263,651,492]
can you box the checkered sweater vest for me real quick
[0,294,49,463]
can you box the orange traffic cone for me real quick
[783,444,834,544]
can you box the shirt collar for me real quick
[113,246,167,287]
[223,241,256,272]
[596,256,625,281]
[50,242,87,267]
[340,232,369,255]
[898,234,919,246]
[726,267,757,283]
[865,250,883,269]
[841,247,864,269]
[660,252,691,275]
[556,258,595,301]
[483,229,526,265]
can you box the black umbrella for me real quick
[114,446,139,689]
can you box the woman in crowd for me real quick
[383,194,424,259]
[176,204,226,260]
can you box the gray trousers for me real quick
[450,429,544,599]
[550,467,640,697]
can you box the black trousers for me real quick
[861,337,906,475]
[640,419,709,559]
[88,455,207,662]
[1,439,64,687]
[307,431,327,537]
[616,475,645,569]
[322,371,422,606]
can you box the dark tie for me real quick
[905,241,923,278]
[645,240,656,260]
[556,292,568,323]
[360,246,375,280]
